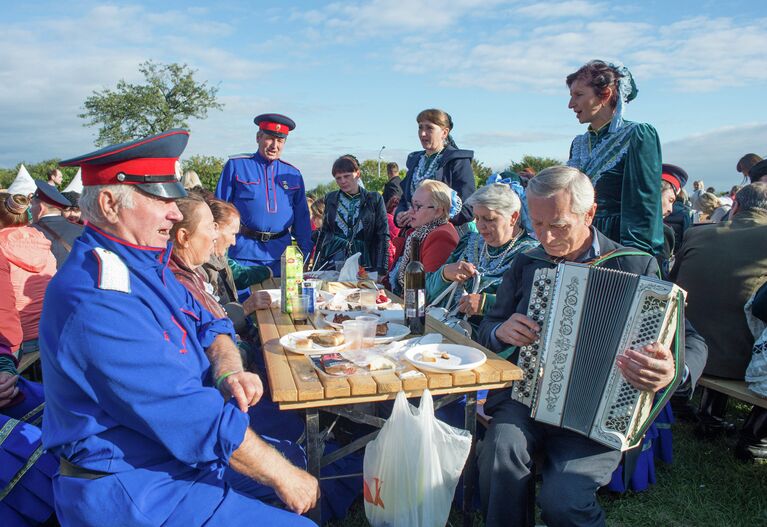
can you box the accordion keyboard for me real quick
[512,268,555,408]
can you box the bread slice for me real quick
[308,332,345,347]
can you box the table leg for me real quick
[305,408,322,524]
[463,393,477,527]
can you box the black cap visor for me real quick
[136,181,188,199]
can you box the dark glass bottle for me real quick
[404,239,426,335]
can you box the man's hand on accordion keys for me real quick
[616,342,676,393]
[495,313,540,347]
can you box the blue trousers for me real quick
[1,378,57,527]
[477,398,622,527]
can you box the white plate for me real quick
[323,311,381,329]
[279,330,347,355]
[405,343,487,373]
[374,322,411,344]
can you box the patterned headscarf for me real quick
[607,62,638,133]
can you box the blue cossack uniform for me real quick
[215,153,313,276]
[41,129,316,526]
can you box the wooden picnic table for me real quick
[251,278,522,525]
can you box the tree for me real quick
[507,155,562,175]
[308,181,336,200]
[79,61,223,147]
[472,158,493,187]
[181,155,225,191]
[360,159,389,193]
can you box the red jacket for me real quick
[0,226,56,341]
[392,223,459,273]
[0,250,22,360]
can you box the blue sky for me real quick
[1,0,765,191]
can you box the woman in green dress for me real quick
[426,183,538,336]
[566,60,663,257]
[315,155,389,274]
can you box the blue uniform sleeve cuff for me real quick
[216,399,250,464]
[198,317,237,349]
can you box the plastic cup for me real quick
[342,320,366,350]
[359,289,378,311]
[356,315,379,347]
[291,294,309,323]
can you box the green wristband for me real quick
[215,370,242,388]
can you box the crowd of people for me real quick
[1,59,765,527]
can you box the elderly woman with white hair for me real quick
[389,179,461,295]
[426,183,538,335]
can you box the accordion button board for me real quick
[511,261,686,451]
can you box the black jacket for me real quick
[32,215,84,269]
[395,146,475,226]
[318,188,389,274]
[478,230,706,412]
[382,176,403,206]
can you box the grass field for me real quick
[329,398,767,527]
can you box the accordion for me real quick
[512,262,686,451]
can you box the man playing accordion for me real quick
[477,166,704,527]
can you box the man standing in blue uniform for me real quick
[215,114,313,276]
[40,129,318,526]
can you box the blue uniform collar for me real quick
[254,151,279,165]
[83,223,173,269]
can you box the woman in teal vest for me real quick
[426,183,538,337]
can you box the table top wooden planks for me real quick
[251,279,521,410]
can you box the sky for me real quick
[1,0,766,192]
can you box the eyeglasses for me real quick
[412,203,436,212]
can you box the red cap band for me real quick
[661,173,681,193]
[258,121,290,135]
[81,157,178,186]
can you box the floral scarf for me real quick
[396,218,447,289]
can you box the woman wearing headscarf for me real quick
[395,109,475,230]
[426,183,538,337]
[389,180,460,295]
[314,155,389,274]
[566,60,663,256]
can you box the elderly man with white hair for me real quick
[476,166,683,527]
[39,130,318,527]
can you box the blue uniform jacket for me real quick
[215,153,313,273]
[39,225,249,525]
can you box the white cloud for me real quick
[459,130,570,147]
[662,123,767,191]
[389,15,767,92]
[513,1,605,19]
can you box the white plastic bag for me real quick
[338,252,362,281]
[363,390,472,527]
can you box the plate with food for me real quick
[373,322,411,344]
[404,343,487,373]
[346,288,392,308]
[323,311,381,329]
[279,330,347,355]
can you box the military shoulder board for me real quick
[92,247,131,293]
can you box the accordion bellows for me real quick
[513,262,686,451]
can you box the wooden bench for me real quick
[698,376,767,409]
[18,351,40,374]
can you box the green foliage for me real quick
[0,160,79,190]
[308,181,336,200]
[507,154,563,175]
[79,60,223,147]
[308,159,394,198]
[359,159,388,193]
[472,158,493,187]
[181,155,225,191]
[0,168,16,189]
